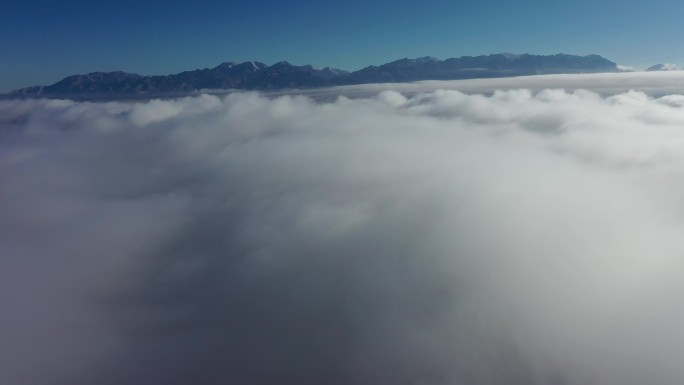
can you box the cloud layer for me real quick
[3,85,684,385]
[273,70,684,100]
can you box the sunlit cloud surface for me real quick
[3,80,684,384]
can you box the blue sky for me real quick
[2,0,683,92]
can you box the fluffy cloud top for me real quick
[3,83,684,385]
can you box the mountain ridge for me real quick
[646,63,681,71]
[5,53,621,100]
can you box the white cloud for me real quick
[3,80,684,384]
[617,64,636,72]
[268,70,684,100]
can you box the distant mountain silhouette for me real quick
[345,53,618,84]
[5,53,620,99]
[646,63,680,71]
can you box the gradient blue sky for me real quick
[2,0,683,92]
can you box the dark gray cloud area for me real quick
[3,85,684,385]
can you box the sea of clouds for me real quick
[4,74,684,385]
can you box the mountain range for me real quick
[646,63,681,71]
[5,53,622,99]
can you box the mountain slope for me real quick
[344,54,619,84]
[646,63,680,71]
[5,53,619,99]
